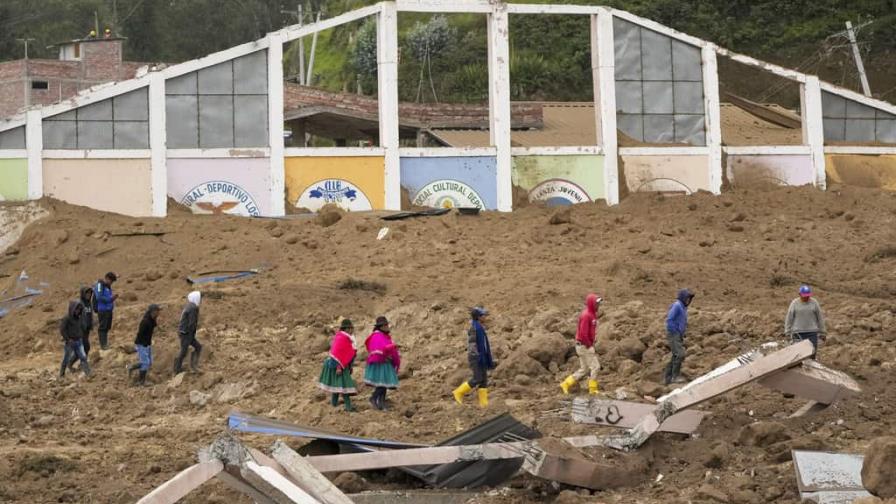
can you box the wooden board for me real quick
[271,441,353,504]
[759,360,861,404]
[136,460,223,504]
[306,441,534,473]
[241,461,318,504]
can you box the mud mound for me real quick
[1,186,895,503]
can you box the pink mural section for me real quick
[167,158,271,217]
[726,155,814,187]
[621,155,710,194]
[43,158,153,216]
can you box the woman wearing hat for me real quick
[452,306,495,407]
[784,285,827,358]
[364,316,401,411]
[318,319,358,411]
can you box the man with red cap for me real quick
[785,284,827,358]
[560,293,603,395]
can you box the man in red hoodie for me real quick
[560,293,603,395]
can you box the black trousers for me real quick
[174,334,202,373]
[97,311,113,348]
[468,358,488,389]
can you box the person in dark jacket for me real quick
[173,291,202,374]
[94,272,118,350]
[59,301,90,378]
[664,288,694,385]
[452,307,495,408]
[69,287,95,371]
[128,304,162,386]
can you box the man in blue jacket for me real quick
[664,288,694,385]
[94,272,118,350]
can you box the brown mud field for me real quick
[1,185,895,503]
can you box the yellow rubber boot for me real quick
[452,382,472,405]
[588,379,599,395]
[560,376,577,395]
[478,388,489,408]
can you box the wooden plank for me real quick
[306,441,532,473]
[271,441,354,504]
[216,470,277,504]
[241,461,318,504]
[723,92,802,129]
[759,360,861,405]
[789,400,828,418]
[136,460,224,504]
[570,398,706,434]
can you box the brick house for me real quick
[0,37,149,118]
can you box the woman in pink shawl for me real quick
[364,316,400,411]
[317,319,358,411]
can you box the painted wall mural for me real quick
[621,155,710,193]
[726,155,814,187]
[512,155,605,206]
[825,154,896,191]
[400,156,497,210]
[285,156,385,212]
[0,158,28,201]
[167,157,271,216]
[43,158,153,216]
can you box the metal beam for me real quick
[282,4,384,43]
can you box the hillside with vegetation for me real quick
[1,0,895,105]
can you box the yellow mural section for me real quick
[285,156,385,211]
[826,155,896,191]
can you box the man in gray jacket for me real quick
[174,291,202,374]
[784,285,826,358]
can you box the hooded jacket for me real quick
[576,293,600,348]
[135,306,159,347]
[79,287,94,337]
[666,289,693,335]
[94,280,114,312]
[59,301,84,342]
[178,292,201,338]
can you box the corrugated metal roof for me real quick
[430,102,802,147]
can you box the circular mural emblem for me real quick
[528,179,591,207]
[296,179,372,212]
[412,180,484,209]
[181,180,261,216]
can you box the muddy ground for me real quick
[0,184,895,503]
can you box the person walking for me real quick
[173,291,202,374]
[69,287,95,372]
[784,285,827,358]
[318,319,358,412]
[453,307,495,407]
[364,316,400,411]
[560,293,603,395]
[94,272,118,350]
[59,301,90,378]
[128,304,162,386]
[664,288,694,385]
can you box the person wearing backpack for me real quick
[94,272,118,350]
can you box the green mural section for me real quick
[0,158,28,201]
[512,155,605,206]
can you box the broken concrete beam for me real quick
[136,460,224,504]
[240,460,319,504]
[305,440,535,473]
[570,398,706,434]
[523,438,647,490]
[759,359,861,404]
[271,440,353,504]
[792,450,872,503]
[607,340,816,451]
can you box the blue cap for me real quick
[799,285,812,297]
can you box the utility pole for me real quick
[306,12,321,86]
[845,21,871,96]
[281,4,305,84]
[16,38,35,59]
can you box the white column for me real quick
[25,110,43,200]
[801,76,826,190]
[148,74,167,217]
[268,33,287,216]
[488,3,512,212]
[377,2,401,210]
[702,44,723,195]
[594,9,619,205]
